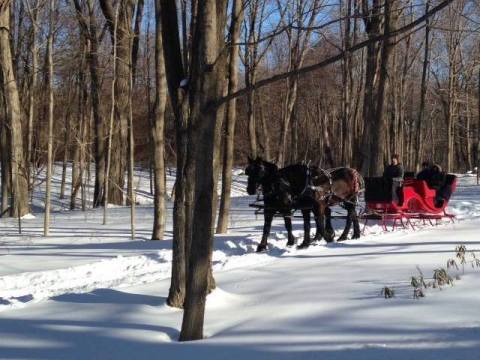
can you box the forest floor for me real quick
[1,165,480,359]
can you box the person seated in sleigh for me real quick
[417,162,452,207]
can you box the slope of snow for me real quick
[1,167,480,359]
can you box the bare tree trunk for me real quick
[277,77,299,166]
[103,3,119,224]
[0,4,29,217]
[59,112,70,200]
[126,0,144,208]
[246,79,257,158]
[25,0,38,191]
[258,95,271,160]
[160,0,191,308]
[0,79,11,216]
[71,42,88,210]
[415,0,430,170]
[44,0,54,236]
[100,0,134,205]
[151,0,167,240]
[180,0,228,341]
[465,89,472,170]
[477,52,480,183]
[341,0,352,166]
[369,0,393,175]
[446,37,457,173]
[216,0,243,234]
[360,0,394,176]
[87,0,105,208]
[128,68,135,239]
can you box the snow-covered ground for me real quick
[1,166,480,359]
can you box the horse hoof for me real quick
[256,244,267,252]
[352,233,361,239]
[297,242,310,249]
[287,238,296,247]
[337,235,348,242]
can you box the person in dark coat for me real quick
[383,154,404,180]
[416,161,433,181]
[383,154,404,204]
[417,163,450,207]
[428,164,446,190]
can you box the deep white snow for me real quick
[1,166,480,359]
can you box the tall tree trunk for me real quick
[477,52,480,182]
[44,0,55,236]
[151,0,167,240]
[415,0,430,170]
[71,42,88,210]
[0,79,11,216]
[369,0,393,175]
[103,2,119,224]
[258,95,271,160]
[59,111,70,200]
[127,67,135,238]
[0,4,29,217]
[216,0,243,234]
[360,0,393,176]
[26,0,38,191]
[100,0,134,205]
[277,77,299,166]
[180,0,228,341]
[160,0,190,308]
[246,78,257,158]
[341,0,352,166]
[126,0,144,208]
[87,0,105,208]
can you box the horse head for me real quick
[245,157,277,195]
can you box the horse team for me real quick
[245,157,362,252]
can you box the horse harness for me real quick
[261,166,361,213]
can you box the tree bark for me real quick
[44,0,55,235]
[88,0,105,208]
[0,4,29,217]
[160,0,190,309]
[151,0,167,240]
[216,0,243,234]
[414,0,430,170]
[100,0,135,205]
[0,77,11,216]
[25,0,38,191]
[180,0,228,341]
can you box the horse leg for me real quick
[352,205,361,239]
[298,209,311,249]
[338,202,353,241]
[257,211,274,252]
[313,206,323,241]
[324,206,335,242]
[284,215,296,246]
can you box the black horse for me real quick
[246,157,362,251]
[245,157,324,252]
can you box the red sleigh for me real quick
[361,175,457,232]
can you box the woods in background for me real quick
[1,0,479,341]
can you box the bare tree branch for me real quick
[218,0,456,107]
